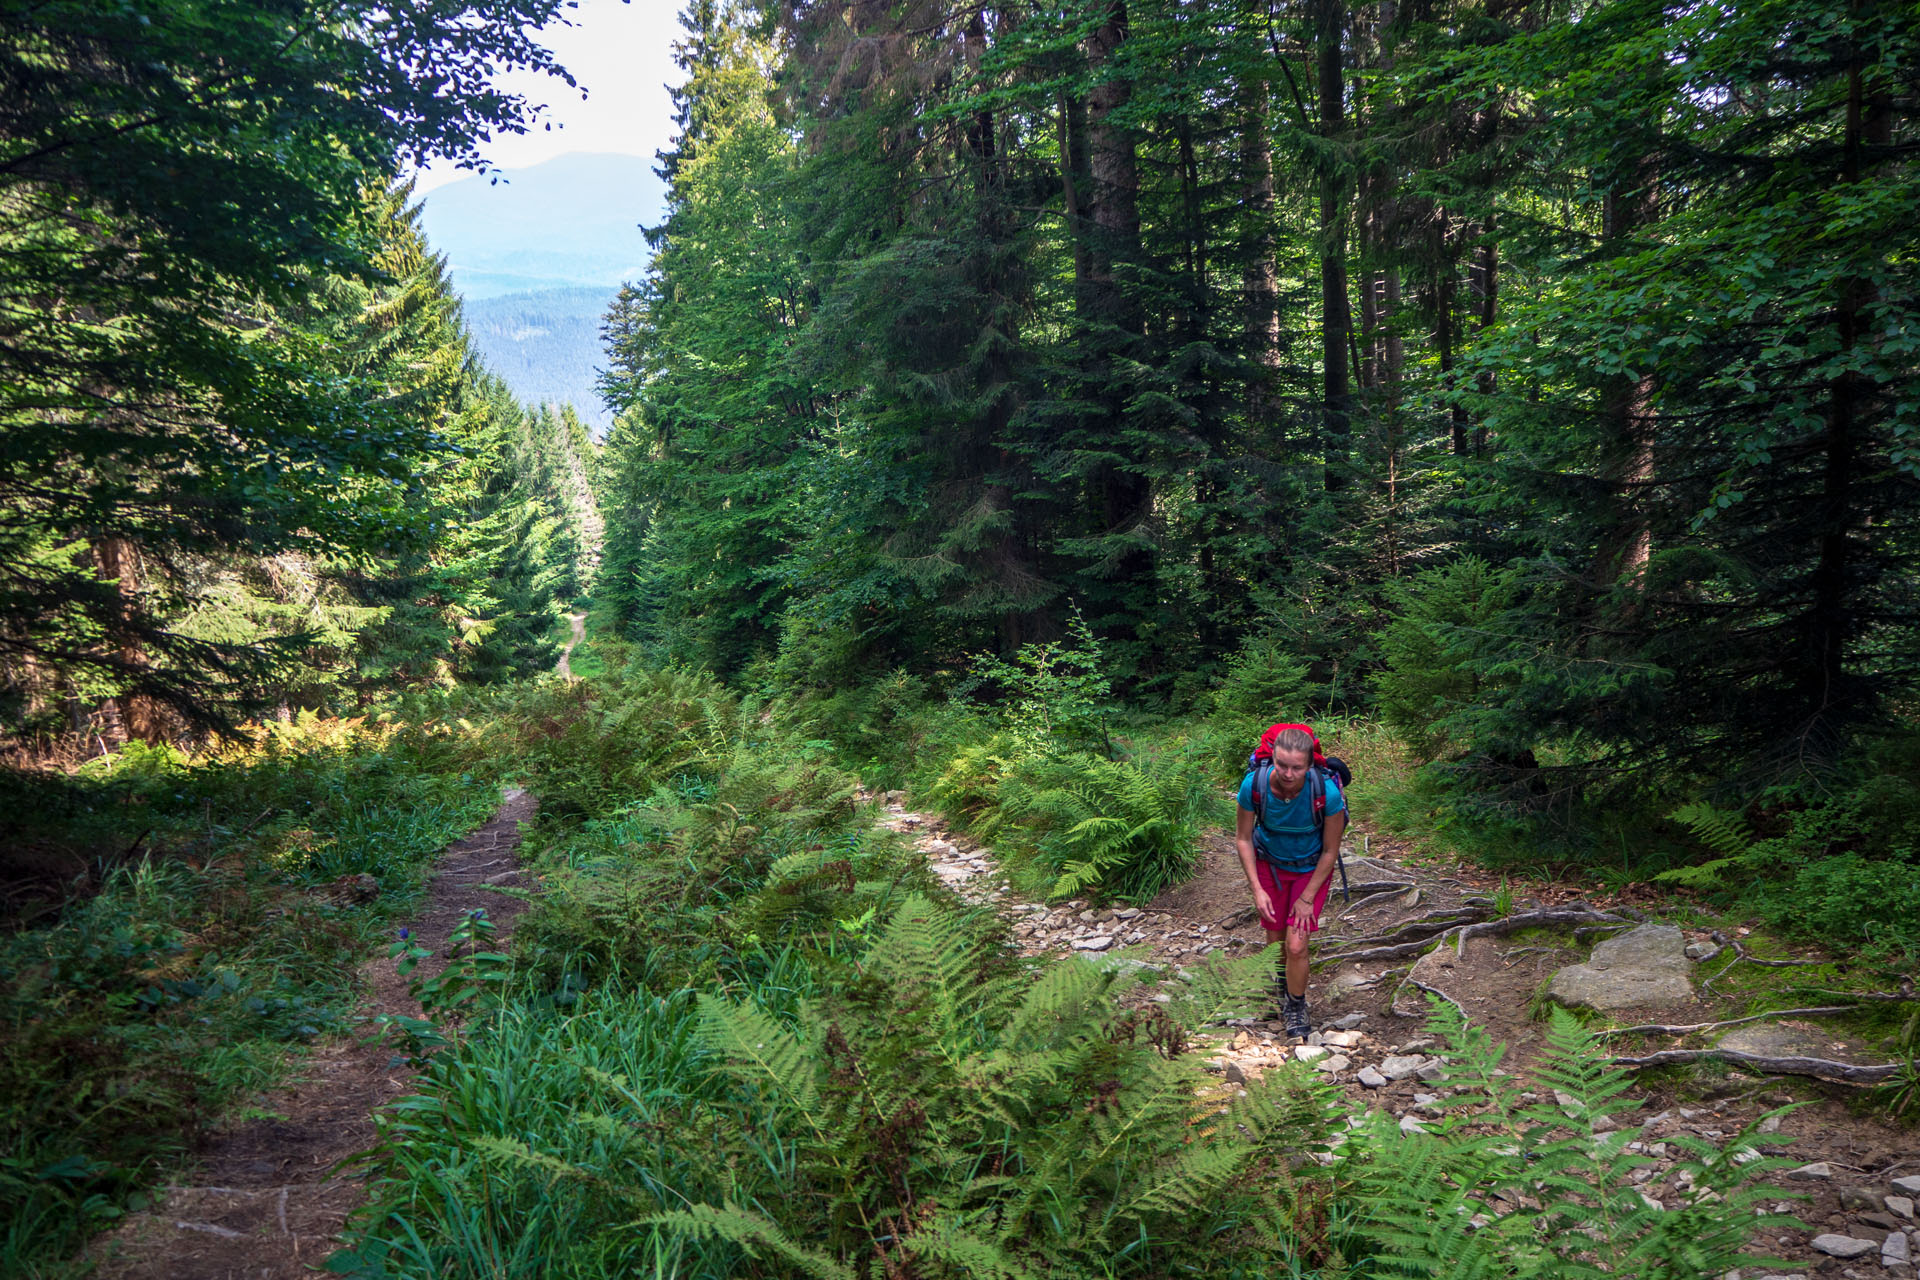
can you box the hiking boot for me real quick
[1282,992,1311,1040]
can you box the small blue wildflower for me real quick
[397,927,410,939]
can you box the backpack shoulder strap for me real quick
[1250,763,1268,819]
[1308,766,1326,831]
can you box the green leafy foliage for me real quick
[346,880,1342,1280]
[0,0,577,733]
[1345,1002,1801,1278]
[997,751,1214,903]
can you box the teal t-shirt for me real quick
[1238,767,1345,872]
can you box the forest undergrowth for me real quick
[312,653,1827,1280]
[5,640,1913,1278]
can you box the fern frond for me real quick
[1166,949,1280,1031]
[637,1202,855,1280]
[693,993,823,1129]
[1000,949,1112,1047]
[901,1217,1040,1280]
[1656,801,1761,887]
[1668,801,1754,859]
[466,1134,601,1186]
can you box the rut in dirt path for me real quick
[89,786,539,1280]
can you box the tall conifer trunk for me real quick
[1240,77,1280,434]
[1593,160,1659,594]
[1316,0,1352,491]
[1810,44,1887,712]
[1084,0,1149,589]
[91,536,161,743]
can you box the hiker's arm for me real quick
[1289,810,1346,929]
[1235,808,1273,923]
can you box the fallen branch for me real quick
[1318,907,1625,967]
[175,1220,248,1239]
[1594,1005,1861,1038]
[1608,1048,1898,1085]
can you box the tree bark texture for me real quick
[1316,0,1352,491]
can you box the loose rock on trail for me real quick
[872,788,1920,1280]
[89,787,539,1280]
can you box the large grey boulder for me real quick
[1546,924,1694,1012]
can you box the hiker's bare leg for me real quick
[1284,924,1310,998]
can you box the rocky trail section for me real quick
[872,791,1920,1280]
[91,788,539,1280]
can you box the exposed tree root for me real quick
[1699,935,1833,997]
[1398,978,1468,1020]
[1318,907,1626,967]
[1594,1005,1862,1038]
[1608,1047,1898,1085]
[1795,986,1918,1004]
[1323,909,1488,955]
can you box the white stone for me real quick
[1356,1066,1388,1088]
[1071,935,1113,952]
[1399,1115,1428,1136]
[1884,1232,1910,1266]
[1809,1235,1878,1259]
[1895,1175,1920,1195]
[1327,1012,1367,1030]
[1887,1195,1914,1219]
[1786,1162,1834,1181]
[1379,1054,1427,1081]
[1295,1044,1329,1063]
[1317,1055,1350,1073]
[1321,1030,1361,1048]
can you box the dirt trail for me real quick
[871,790,1920,1277]
[556,611,586,679]
[90,787,539,1280]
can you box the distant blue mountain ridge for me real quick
[421,152,665,431]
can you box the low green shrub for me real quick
[1204,636,1315,777]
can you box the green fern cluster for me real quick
[998,751,1213,902]
[1653,801,1760,889]
[1344,1002,1800,1279]
[403,896,1342,1280]
[484,664,742,826]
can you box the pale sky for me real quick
[414,0,683,191]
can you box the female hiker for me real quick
[1235,726,1346,1040]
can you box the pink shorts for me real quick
[1256,861,1330,934]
